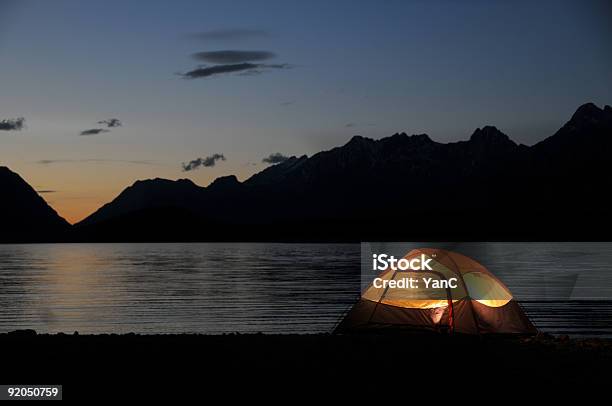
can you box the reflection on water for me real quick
[0,243,360,334]
[1,242,611,336]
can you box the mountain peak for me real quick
[382,133,433,148]
[469,126,515,146]
[409,133,432,143]
[207,175,241,191]
[566,102,612,131]
[0,166,70,241]
[535,102,612,152]
[345,135,373,145]
[571,102,602,121]
[0,166,21,179]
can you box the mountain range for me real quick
[2,102,611,242]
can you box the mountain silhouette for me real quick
[69,102,612,241]
[0,167,70,242]
[1,102,610,243]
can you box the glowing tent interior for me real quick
[334,248,537,334]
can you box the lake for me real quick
[1,242,611,336]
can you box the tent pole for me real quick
[366,269,396,326]
[444,252,481,336]
[446,286,454,334]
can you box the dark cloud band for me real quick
[192,50,276,64]
[181,63,257,78]
[80,128,109,136]
[180,63,290,79]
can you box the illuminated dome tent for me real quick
[335,248,537,334]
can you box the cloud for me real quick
[180,63,290,79]
[36,190,57,194]
[80,128,109,136]
[192,50,276,64]
[0,117,25,131]
[97,118,122,128]
[182,154,226,171]
[262,153,289,164]
[192,29,269,41]
[181,63,257,78]
[79,118,121,135]
[37,159,157,166]
[345,122,376,128]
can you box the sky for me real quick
[1,0,611,223]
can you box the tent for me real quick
[334,248,537,334]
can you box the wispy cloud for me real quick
[181,63,258,78]
[262,153,289,164]
[79,128,109,136]
[79,117,122,135]
[182,154,226,171]
[180,63,290,79]
[97,118,122,128]
[191,29,269,41]
[37,159,157,166]
[345,122,376,128]
[193,50,276,64]
[0,117,25,131]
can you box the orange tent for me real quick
[334,248,537,334]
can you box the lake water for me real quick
[1,242,611,337]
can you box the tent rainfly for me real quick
[334,248,537,335]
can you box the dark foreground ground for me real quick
[2,330,611,400]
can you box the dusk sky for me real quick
[1,0,611,223]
